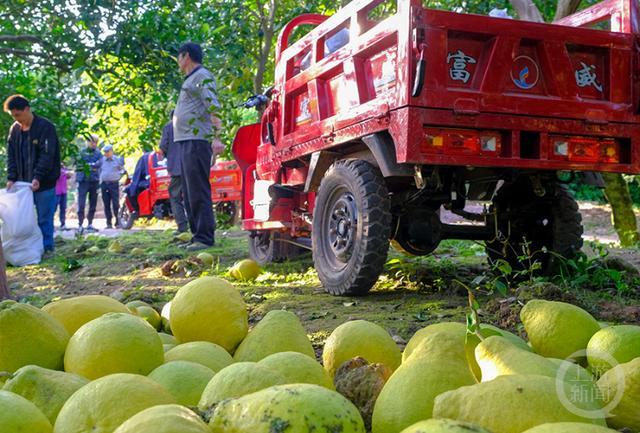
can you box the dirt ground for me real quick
[6,201,640,349]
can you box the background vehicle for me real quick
[119,152,242,229]
[233,0,640,295]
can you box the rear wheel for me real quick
[485,182,583,273]
[248,230,303,265]
[312,159,391,296]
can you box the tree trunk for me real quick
[602,173,639,246]
[0,241,9,300]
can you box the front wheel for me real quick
[118,201,136,230]
[312,159,391,296]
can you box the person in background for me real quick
[76,134,102,233]
[173,42,223,251]
[158,110,188,234]
[99,144,124,229]
[3,94,61,255]
[55,163,71,230]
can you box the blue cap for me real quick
[103,144,113,152]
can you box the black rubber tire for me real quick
[249,230,303,266]
[118,202,136,230]
[312,159,391,296]
[485,182,583,273]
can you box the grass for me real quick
[6,228,640,344]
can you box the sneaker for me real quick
[42,250,55,260]
[185,241,212,252]
[86,225,98,233]
[106,224,113,229]
[115,223,122,229]
[60,224,67,231]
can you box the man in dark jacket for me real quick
[76,134,102,232]
[158,111,188,234]
[4,94,61,253]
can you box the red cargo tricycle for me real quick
[118,151,242,229]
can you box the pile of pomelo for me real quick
[0,275,638,433]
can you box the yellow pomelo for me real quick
[475,335,558,382]
[234,310,315,362]
[433,375,606,433]
[170,277,249,352]
[176,232,191,242]
[130,305,161,330]
[86,246,101,254]
[371,355,476,433]
[209,383,365,433]
[64,313,164,379]
[402,322,466,362]
[43,295,130,335]
[587,325,640,374]
[520,299,600,359]
[2,365,88,423]
[198,362,287,409]
[229,259,261,281]
[596,357,640,431]
[164,341,233,372]
[0,389,52,433]
[258,351,334,389]
[403,326,468,370]
[113,404,210,433]
[196,252,214,267]
[108,240,123,253]
[400,419,493,433]
[521,423,619,433]
[53,373,175,433]
[0,300,69,373]
[163,344,176,352]
[323,320,401,377]
[130,247,145,256]
[148,361,215,406]
[159,332,178,345]
[465,324,531,381]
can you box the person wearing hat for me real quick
[99,144,124,229]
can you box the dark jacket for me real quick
[76,148,102,183]
[6,114,61,191]
[159,121,181,176]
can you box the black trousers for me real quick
[178,140,215,245]
[169,175,188,232]
[78,181,98,225]
[101,181,120,226]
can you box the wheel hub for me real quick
[328,193,357,261]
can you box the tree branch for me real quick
[0,47,48,58]
[509,0,544,22]
[0,34,44,44]
[554,0,582,20]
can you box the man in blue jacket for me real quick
[4,94,61,254]
[76,134,102,233]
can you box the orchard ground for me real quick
[7,200,640,355]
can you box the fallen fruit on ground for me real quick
[2,365,89,424]
[433,374,606,433]
[108,240,123,253]
[148,360,215,406]
[129,304,161,330]
[113,404,210,433]
[198,361,287,409]
[596,357,640,431]
[234,309,315,362]
[196,252,214,267]
[164,341,233,372]
[399,418,493,433]
[521,423,620,433]
[402,322,467,362]
[0,300,69,373]
[53,373,175,433]
[229,259,261,281]
[130,247,145,256]
[587,324,640,374]
[158,332,178,345]
[0,389,53,433]
[258,351,334,389]
[520,299,600,359]
[43,295,130,335]
[371,354,475,433]
[64,313,164,379]
[323,319,401,377]
[208,383,365,433]
[170,276,248,352]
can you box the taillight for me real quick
[423,128,501,155]
[551,136,620,163]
